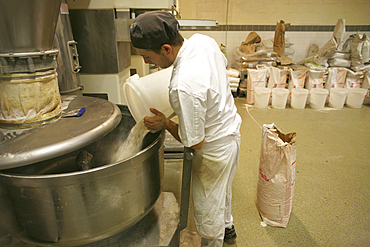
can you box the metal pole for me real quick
[178,147,194,231]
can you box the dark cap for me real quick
[130,11,179,50]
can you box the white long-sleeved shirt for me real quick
[170,34,241,147]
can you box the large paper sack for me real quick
[273,20,290,57]
[362,70,370,104]
[288,67,308,91]
[246,66,268,104]
[325,67,347,89]
[257,123,297,228]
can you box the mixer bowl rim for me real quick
[0,129,165,180]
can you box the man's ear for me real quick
[161,44,172,54]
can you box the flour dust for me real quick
[112,118,149,162]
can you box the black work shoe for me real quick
[224,225,237,244]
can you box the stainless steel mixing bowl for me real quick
[0,105,165,246]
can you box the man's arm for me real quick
[144,108,204,149]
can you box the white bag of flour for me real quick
[257,123,297,228]
[345,69,364,88]
[362,70,370,104]
[246,65,268,104]
[325,67,348,89]
[305,69,326,90]
[288,67,308,91]
[333,19,346,50]
[268,67,289,89]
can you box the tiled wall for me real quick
[180,25,370,67]
[180,0,370,26]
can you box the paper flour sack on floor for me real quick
[257,123,297,228]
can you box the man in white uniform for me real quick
[130,11,242,246]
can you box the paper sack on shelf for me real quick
[362,70,370,104]
[273,20,291,57]
[257,123,297,228]
[245,65,268,104]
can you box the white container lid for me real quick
[310,88,328,94]
[292,88,309,94]
[272,88,289,95]
[255,87,271,94]
[330,88,348,95]
[348,88,367,95]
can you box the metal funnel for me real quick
[0,0,62,53]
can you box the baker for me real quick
[130,11,242,246]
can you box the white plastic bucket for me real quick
[271,88,289,109]
[309,88,328,109]
[329,88,348,109]
[346,88,367,108]
[254,87,271,108]
[290,88,309,109]
[124,67,174,122]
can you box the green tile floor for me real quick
[176,98,370,247]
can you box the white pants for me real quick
[200,238,224,247]
[192,135,240,247]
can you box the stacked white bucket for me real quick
[249,65,369,109]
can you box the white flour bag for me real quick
[362,70,370,104]
[345,69,364,88]
[288,67,308,91]
[268,67,289,89]
[325,67,348,89]
[257,123,297,228]
[333,19,346,50]
[305,69,326,90]
[246,65,268,104]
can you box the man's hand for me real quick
[144,108,204,149]
[144,108,168,131]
